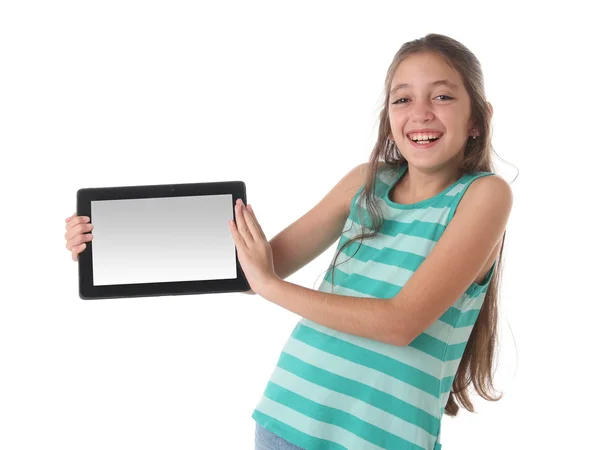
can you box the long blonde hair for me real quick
[326,33,507,416]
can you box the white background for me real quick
[1,1,598,449]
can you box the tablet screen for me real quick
[90,194,236,286]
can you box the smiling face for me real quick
[388,51,477,168]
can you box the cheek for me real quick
[389,109,406,121]
[388,111,408,133]
[438,108,468,129]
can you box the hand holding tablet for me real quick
[69,180,251,300]
[228,199,280,297]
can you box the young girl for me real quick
[65,33,512,450]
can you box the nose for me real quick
[410,99,434,122]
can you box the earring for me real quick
[471,129,477,140]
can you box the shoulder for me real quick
[354,160,387,176]
[468,174,512,205]
[337,161,387,214]
[456,173,513,221]
[343,161,387,188]
[353,161,388,185]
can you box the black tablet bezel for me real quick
[76,180,250,300]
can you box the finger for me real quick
[235,201,253,242]
[71,243,86,260]
[65,215,90,231]
[71,243,86,259]
[229,219,248,250]
[242,204,262,241]
[65,221,93,241]
[65,230,93,250]
[246,204,266,240]
[65,213,87,225]
[65,224,92,243]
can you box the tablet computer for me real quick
[76,180,250,300]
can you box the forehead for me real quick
[390,52,464,92]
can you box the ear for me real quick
[467,102,493,138]
[468,101,493,138]
[467,120,480,138]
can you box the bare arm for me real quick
[268,163,373,281]
[242,162,381,294]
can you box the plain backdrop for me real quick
[1,1,598,449]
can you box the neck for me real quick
[399,161,463,202]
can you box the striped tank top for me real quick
[252,162,497,450]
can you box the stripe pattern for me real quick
[253,163,497,449]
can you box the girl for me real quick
[65,33,513,450]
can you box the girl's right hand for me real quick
[243,289,256,295]
[65,212,94,261]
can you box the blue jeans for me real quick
[255,423,304,450]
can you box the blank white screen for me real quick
[90,194,236,286]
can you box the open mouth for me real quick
[410,137,440,145]
[407,135,442,145]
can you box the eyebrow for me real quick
[390,79,459,95]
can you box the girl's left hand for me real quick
[228,199,279,296]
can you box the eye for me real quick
[391,95,454,105]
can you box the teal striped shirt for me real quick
[253,162,497,450]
